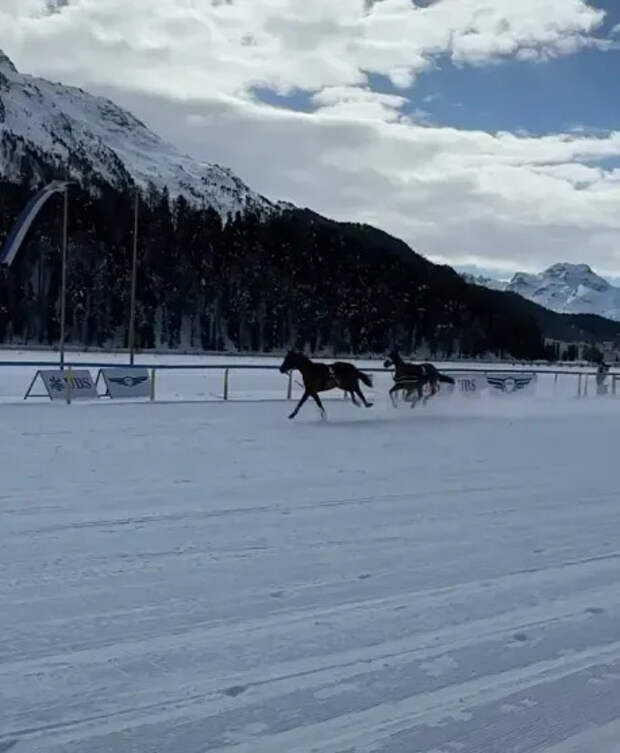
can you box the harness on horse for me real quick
[394,362,432,384]
[395,373,422,384]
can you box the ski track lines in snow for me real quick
[2,399,620,752]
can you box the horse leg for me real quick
[422,381,432,405]
[423,381,438,405]
[349,391,360,406]
[354,383,373,408]
[311,391,327,419]
[289,390,309,419]
[389,383,399,408]
[410,384,422,409]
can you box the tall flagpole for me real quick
[128,189,139,365]
[59,187,68,370]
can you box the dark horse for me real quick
[279,351,374,419]
[383,349,454,408]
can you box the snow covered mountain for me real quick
[460,263,620,321]
[506,263,620,321]
[0,50,277,218]
[460,273,508,292]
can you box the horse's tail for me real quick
[355,368,373,388]
[438,373,455,384]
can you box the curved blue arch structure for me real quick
[0,180,71,268]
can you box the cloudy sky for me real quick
[2,0,620,280]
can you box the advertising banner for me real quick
[100,368,151,399]
[39,369,97,400]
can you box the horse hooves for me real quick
[365,402,373,408]
[288,413,296,419]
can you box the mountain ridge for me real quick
[462,263,620,322]
[0,49,278,219]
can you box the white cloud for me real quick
[311,86,408,121]
[1,0,619,276]
[0,0,45,16]
[93,84,620,276]
[0,0,608,99]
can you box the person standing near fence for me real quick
[596,362,610,396]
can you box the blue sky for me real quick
[410,0,620,137]
[408,46,620,138]
[256,0,620,138]
[263,30,620,149]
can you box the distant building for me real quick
[543,338,620,364]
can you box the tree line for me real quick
[0,178,616,359]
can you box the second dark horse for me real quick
[279,351,373,419]
[384,349,455,408]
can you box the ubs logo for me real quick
[49,375,93,391]
[459,378,477,392]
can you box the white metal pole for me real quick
[59,188,68,370]
[128,190,139,366]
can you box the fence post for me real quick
[584,374,589,397]
[554,372,558,395]
[577,373,582,398]
[66,365,73,405]
[150,368,156,401]
[224,368,229,400]
[287,371,292,400]
[614,376,618,397]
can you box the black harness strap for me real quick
[328,366,342,389]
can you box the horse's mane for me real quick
[288,350,311,364]
[388,350,406,366]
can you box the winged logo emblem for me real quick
[486,374,535,393]
[109,376,148,388]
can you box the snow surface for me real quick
[0,51,277,218]
[3,389,620,752]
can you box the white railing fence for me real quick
[0,360,617,404]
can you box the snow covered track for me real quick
[2,399,620,752]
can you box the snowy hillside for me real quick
[460,273,508,292]
[507,263,620,322]
[0,50,277,218]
